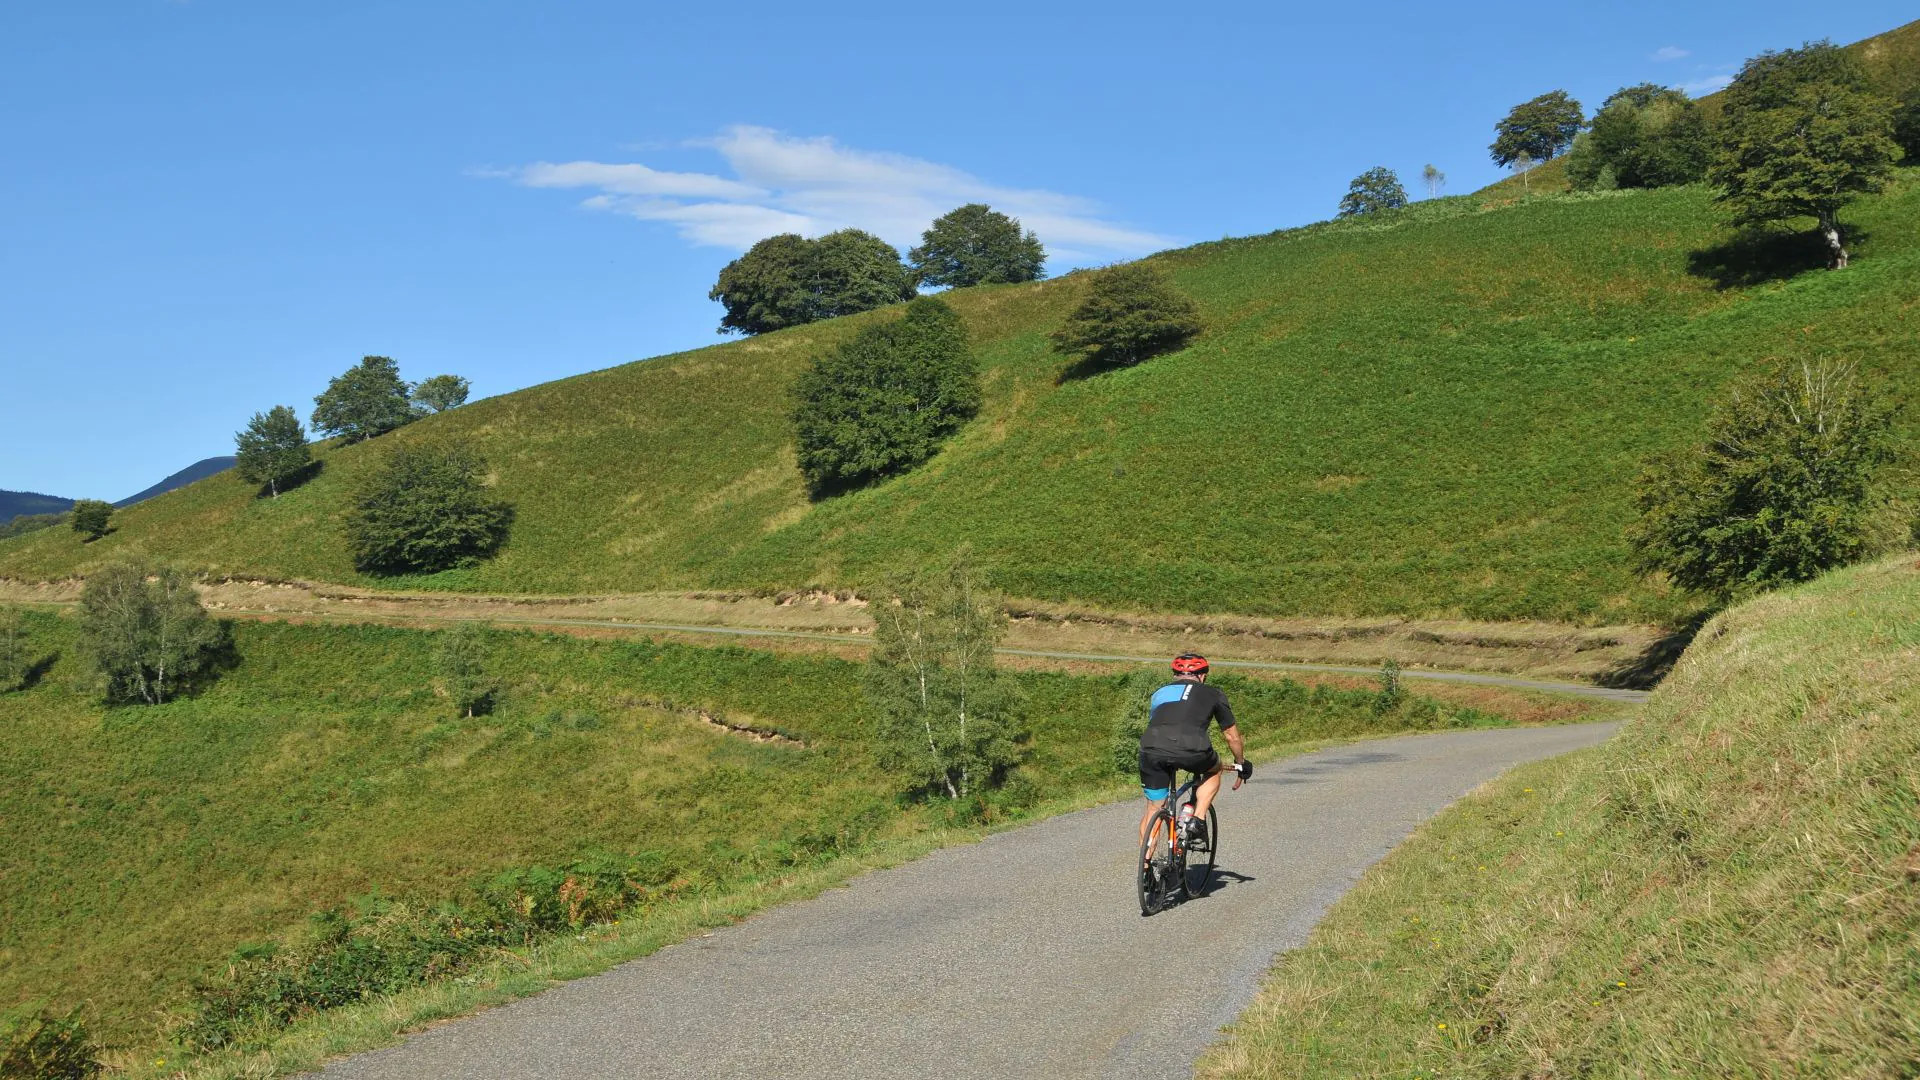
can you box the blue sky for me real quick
[4,1,1913,500]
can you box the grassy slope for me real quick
[0,610,1534,1047]
[1200,553,1920,1078]
[7,175,1918,624]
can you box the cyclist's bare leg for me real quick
[1139,798,1162,855]
[1190,764,1225,823]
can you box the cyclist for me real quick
[1138,653,1249,851]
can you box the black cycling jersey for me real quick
[1138,678,1237,756]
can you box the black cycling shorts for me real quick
[1138,747,1220,800]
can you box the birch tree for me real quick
[78,560,227,704]
[864,550,1026,800]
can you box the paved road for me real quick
[318,723,1619,1080]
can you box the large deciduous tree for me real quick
[1337,166,1409,217]
[909,204,1046,288]
[234,405,312,497]
[312,356,417,442]
[1566,83,1711,190]
[790,297,981,495]
[412,374,471,413]
[708,229,917,335]
[344,445,513,575]
[865,549,1026,801]
[1708,42,1901,269]
[1490,90,1585,167]
[1628,360,1895,599]
[1050,264,1202,370]
[78,559,228,704]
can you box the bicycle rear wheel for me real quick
[1137,811,1176,916]
[1184,805,1218,899]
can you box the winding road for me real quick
[317,722,1618,1079]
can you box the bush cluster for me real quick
[1050,264,1202,370]
[0,1005,101,1079]
[709,229,918,336]
[345,446,513,575]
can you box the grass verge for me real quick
[1199,553,1920,1078]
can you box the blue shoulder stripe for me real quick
[1149,683,1190,709]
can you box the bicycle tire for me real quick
[1137,810,1175,916]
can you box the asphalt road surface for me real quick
[318,723,1619,1080]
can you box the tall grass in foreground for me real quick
[1200,553,1920,1078]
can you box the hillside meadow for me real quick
[0,607,1562,1066]
[4,172,1917,626]
[1200,553,1920,1078]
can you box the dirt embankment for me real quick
[0,576,1668,686]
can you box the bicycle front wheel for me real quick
[1137,811,1175,916]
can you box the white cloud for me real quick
[498,125,1170,263]
[1680,73,1733,96]
[1650,46,1690,62]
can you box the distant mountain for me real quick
[115,456,236,508]
[0,455,238,527]
[0,490,73,523]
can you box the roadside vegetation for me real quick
[1201,553,1920,1078]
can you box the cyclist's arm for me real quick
[1221,724,1246,788]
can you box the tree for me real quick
[435,622,495,718]
[0,607,26,692]
[1050,264,1202,370]
[865,549,1026,800]
[909,204,1046,288]
[1567,84,1711,190]
[77,560,227,704]
[234,405,311,497]
[1708,42,1900,269]
[708,229,917,335]
[1513,151,1537,195]
[790,297,981,494]
[1337,166,1409,217]
[1421,164,1446,199]
[344,445,514,575]
[1490,90,1585,167]
[1628,360,1894,599]
[311,356,417,442]
[69,500,112,541]
[1894,88,1920,160]
[412,375,471,413]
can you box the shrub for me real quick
[1107,668,1166,776]
[909,204,1046,287]
[344,445,513,575]
[1050,264,1202,370]
[234,405,312,497]
[435,622,495,718]
[865,549,1027,800]
[1628,360,1895,599]
[790,297,981,494]
[709,229,917,335]
[411,374,471,413]
[1894,88,1920,160]
[311,356,417,443]
[1490,90,1584,167]
[67,500,111,541]
[1373,658,1404,714]
[1337,167,1408,217]
[0,1005,102,1079]
[77,560,228,705]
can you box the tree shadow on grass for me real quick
[16,651,59,691]
[253,459,324,500]
[1056,353,1127,384]
[1686,226,1869,290]
[1598,609,1716,690]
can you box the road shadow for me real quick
[1598,610,1714,690]
[1686,226,1865,289]
[1268,750,1406,784]
[1188,867,1254,900]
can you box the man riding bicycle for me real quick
[1138,653,1249,850]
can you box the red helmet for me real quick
[1171,652,1209,676]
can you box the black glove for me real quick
[1235,760,1252,780]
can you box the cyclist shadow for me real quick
[1189,867,1255,900]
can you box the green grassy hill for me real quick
[1201,552,1920,1077]
[5,170,1916,628]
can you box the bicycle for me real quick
[1137,768,1221,916]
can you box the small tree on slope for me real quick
[345,445,514,575]
[1050,264,1202,370]
[235,405,312,497]
[1628,360,1895,599]
[865,550,1027,801]
[910,204,1046,288]
[435,622,495,718]
[1708,42,1901,269]
[1490,90,1584,167]
[312,356,417,443]
[78,560,227,704]
[69,500,112,541]
[1338,167,1409,217]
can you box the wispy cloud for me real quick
[1650,45,1690,62]
[496,126,1171,262]
[1680,73,1733,96]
